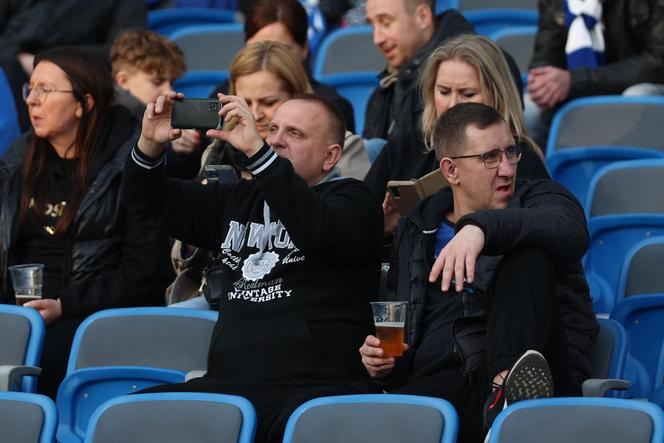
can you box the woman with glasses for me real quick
[365,34,549,235]
[0,46,170,398]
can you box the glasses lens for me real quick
[506,145,522,164]
[21,84,31,101]
[483,150,502,168]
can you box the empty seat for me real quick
[490,25,537,78]
[171,23,245,71]
[317,72,379,135]
[0,68,21,158]
[0,305,45,393]
[0,392,57,443]
[84,392,256,443]
[282,394,458,443]
[173,70,229,98]
[148,7,239,37]
[487,397,664,443]
[464,9,538,36]
[312,25,384,79]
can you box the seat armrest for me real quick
[582,378,630,397]
[0,365,42,391]
[185,370,207,381]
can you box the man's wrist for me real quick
[137,136,166,159]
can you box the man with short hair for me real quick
[363,0,521,140]
[360,103,598,442]
[121,92,383,443]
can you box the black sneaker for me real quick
[483,350,554,431]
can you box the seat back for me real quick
[546,96,664,156]
[282,394,458,443]
[546,147,664,206]
[148,7,238,36]
[171,23,244,71]
[0,305,45,392]
[617,236,664,301]
[67,307,217,373]
[0,68,21,158]
[458,0,538,10]
[313,25,384,79]
[464,9,538,36]
[591,318,627,380]
[611,295,664,398]
[0,392,57,443]
[490,25,537,74]
[173,70,229,98]
[317,72,379,135]
[84,392,256,443]
[488,397,664,443]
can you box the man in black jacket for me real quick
[121,92,383,443]
[525,0,664,145]
[363,0,522,141]
[360,103,598,442]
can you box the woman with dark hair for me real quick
[0,46,170,398]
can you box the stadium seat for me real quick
[0,305,45,393]
[84,392,256,443]
[171,23,245,71]
[650,341,664,407]
[437,0,538,14]
[316,72,379,135]
[312,25,384,79]
[487,397,664,443]
[545,96,664,157]
[489,25,537,85]
[0,68,21,159]
[147,7,239,37]
[546,146,664,206]
[611,295,664,399]
[56,308,217,443]
[583,160,664,313]
[582,318,629,397]
[173,70,229,98]
[464,9,538,37]
[617,236,664,304]
[0,392,57,443]
[282,394,459,443]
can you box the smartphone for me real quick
[387,180,424,216]
[171,99,222,130]
[204,164,238,184]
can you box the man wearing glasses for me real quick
[360,103,598,443]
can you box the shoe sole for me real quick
[504,350,554,404]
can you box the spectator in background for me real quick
[525,0,664,146]
[363,0,522,141]
[0,47,170,398]
[365,35,548,236]
[109,29,197,179]
[0,0,146,131]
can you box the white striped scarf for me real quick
[564,0,606,69]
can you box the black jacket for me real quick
[364,132,550,203]
[362,10,523,140]
[122,143,383,383]
[0,106,169,317]
[530,0,664,98]
[391,179,598,386]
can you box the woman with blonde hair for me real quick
[365,34,548,234]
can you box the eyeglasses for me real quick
[449,144,522,169]
[22,83,74,103]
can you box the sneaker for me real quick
[482,350,554,431]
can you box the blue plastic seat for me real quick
[84,392,255,443]
[316,72,379,135]
[489,25,537,83]
[171,23,245,71]
[282,394,459,443]
[0,392,57,443]
[611,295,664,399]
[488,397,664,443]
[464,9,538,36]
[56,307,217,443]
[592,318,628,382]
[173,70,229,98]
[0,305,45,393]
[0,68,21,159]
[148,7,238,37]
[312,25,384,79]
[547,146,664,207]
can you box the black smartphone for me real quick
[204,164,238,184]
[171,99,222,130]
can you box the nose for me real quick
[25,88,39,105]
[372,26,385,48]
[266,127,281,147]
[447,93,460,110]
[497,151,516,176]
[251,103,263,122]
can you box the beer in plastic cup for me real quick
[370,301,407,357]
[8,264,44,306]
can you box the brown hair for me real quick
[291,93,346,147]
[110,29,186,82]
[228,41,312,97]
[245,0,308,47]
[21,46,114,235]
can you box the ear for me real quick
[440,157,459,185]
[414,3,434,30]
[75,93,94,118]
[115,71,130,89]
[322,143,342,172]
